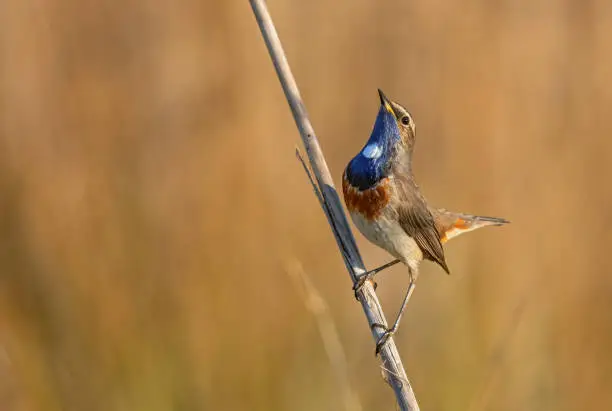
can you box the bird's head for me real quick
[345,90,416,190]
[374,89,416,152]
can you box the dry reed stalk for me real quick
[249,1,420,409]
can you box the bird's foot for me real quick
[371,323,396,355]
[353,272,378,300]
[352,259,400,300]
[369,274,416,355]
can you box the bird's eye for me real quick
[401,116,410,125]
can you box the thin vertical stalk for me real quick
[248,1,420,410]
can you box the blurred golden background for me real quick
[1,1,611,410]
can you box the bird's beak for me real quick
[378,89,397,119]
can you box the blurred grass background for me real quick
[0,0,611,410]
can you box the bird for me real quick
[342,89,509,354]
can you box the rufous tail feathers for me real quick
[432,208,509,244]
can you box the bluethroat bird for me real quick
[342,90,509,354]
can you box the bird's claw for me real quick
[352,260,400,300]
[371,323,394,355]
[353,274,377,300]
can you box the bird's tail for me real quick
[433,209,510,243]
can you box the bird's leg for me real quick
[371,268,417,355]
[353,259,401,299]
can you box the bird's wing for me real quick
[397,203,450,274]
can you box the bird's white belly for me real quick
[349,208,423,269]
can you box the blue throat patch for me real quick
[346,107,401,190]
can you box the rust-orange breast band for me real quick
[342,174,391,220]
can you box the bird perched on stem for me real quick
[342,89,509,354]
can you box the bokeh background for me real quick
[1,1,611,410]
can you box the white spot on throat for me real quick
[362,143,382,159]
